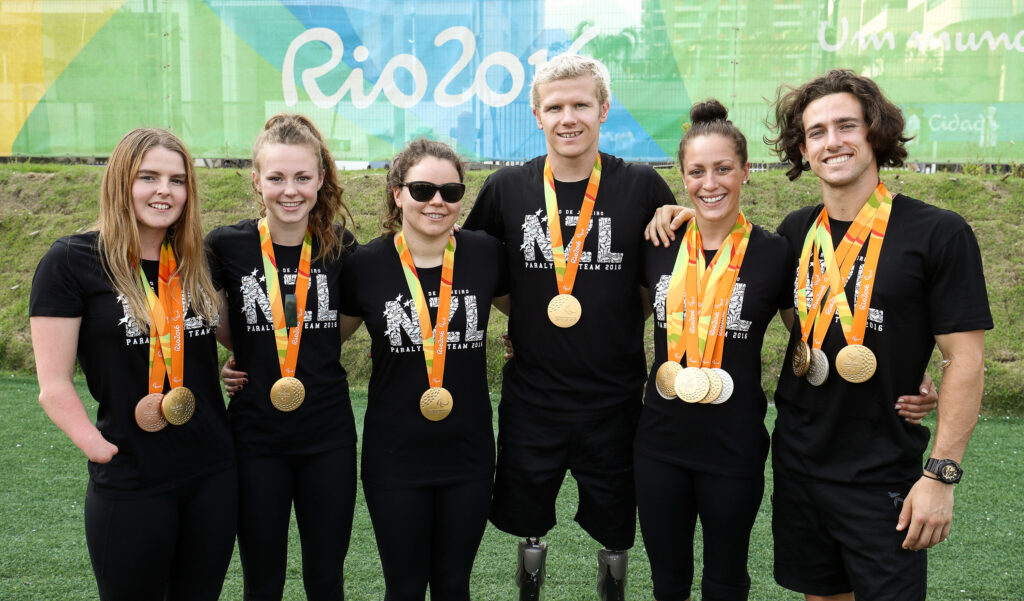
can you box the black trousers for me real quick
[236,445,357,601]
[364,477,492,601]
[635,453,764,601]
[84,467,238,601]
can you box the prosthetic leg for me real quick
[515,537,547,601]
[597,548,628,601]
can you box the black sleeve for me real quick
[491,234,510,297]
[649,168,677,215]
[463,174,505,240]
[926,218,992,335]
[204,229,225,291]
[30,238,85,317]
[338,245,361,317]
[778,242,796,311]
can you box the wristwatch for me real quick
[924,458,963,484]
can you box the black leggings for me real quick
[363,478,492,601]
[84,467,238,601]
[635,454,764,601]
[237,445,357,601]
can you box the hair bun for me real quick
[690,99,728,125]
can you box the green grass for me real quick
[1,374,1021,600]
[2,164,1020,414]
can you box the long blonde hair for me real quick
[252,114,352,262]
[97,128,218,327]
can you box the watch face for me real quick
[942,464,960,481]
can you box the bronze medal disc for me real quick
[161,387,196,426]
[270,377,306,412]
[135,393,168,432]
[699,368,723,404]
[547,294,582,328]
[792,340,811,377]
[420,387,454,421]
[674,367,710,404]
[711,369,733,404]
[806,349,829,387]
[835,344,877,383]
[655,362,682,399]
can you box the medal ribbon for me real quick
[670,212,751,367]
[543,155,601,295]
[257,218,312,379]
[394,232,457,388]
[139,239,185,394]
[798,182,892,350]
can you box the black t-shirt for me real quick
[637,225,793,477]
[773,195,993,484]
[339,230,508,488]
[206,219,357,457]
[463,153,676,416]
[29,232,234,495]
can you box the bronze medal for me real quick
[699,368,722,404]
[547,294,582,328]
[161,386,195,426]
[270,376,305,412]
[806,348,829,387]
[655,362,682,400]
[835,344,877,383]
[792,340,811,377]
[711,369,733,404]
[674,367,710,404]
[420,387,453,421]
[135,393,168,432]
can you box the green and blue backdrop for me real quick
[1,0,1022,163]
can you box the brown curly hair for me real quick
[381,138,465,236]
[252,113,353,261]
[765,69,911,181]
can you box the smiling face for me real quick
[681,134,748,234]
[799,92,878,194]
[395,156,462,241]
[132,145,188,241]
[253,143,324,233]
[532,75,609,167]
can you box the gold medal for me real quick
[792,340,811,377]
[135,393,168,432]
[806,349,829,387]
[835,344,877,383]
[420,387,453,421]
[699,367,722,404]
[674,367,710,404]
[547,294,582,328]
[655,362,682,400]
[711,369,733,404]
[270,376,305,412]
[161,386,195,426]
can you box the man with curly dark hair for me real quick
[765,69,991,601]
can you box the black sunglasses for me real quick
[402,181,466,203]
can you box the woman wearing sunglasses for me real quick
[338,138,509,600]
[207,114,358,600]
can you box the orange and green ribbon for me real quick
[139,239,185,394]
[543,155,601,295]
[684,213,751,368]
[394,232,456,388]
[258,218,312,379]
[797,182,893,350]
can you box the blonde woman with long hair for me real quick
[29,128,237,600]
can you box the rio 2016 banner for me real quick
[1,1,1021,163]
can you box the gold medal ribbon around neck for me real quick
[258,218,313,381]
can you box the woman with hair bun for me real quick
[338,138,508,600]
[30,128,237,600]
[207,113,357,600]
[635,100,794,601]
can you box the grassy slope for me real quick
[1,375,1021,600]
[2,164,1020,413]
